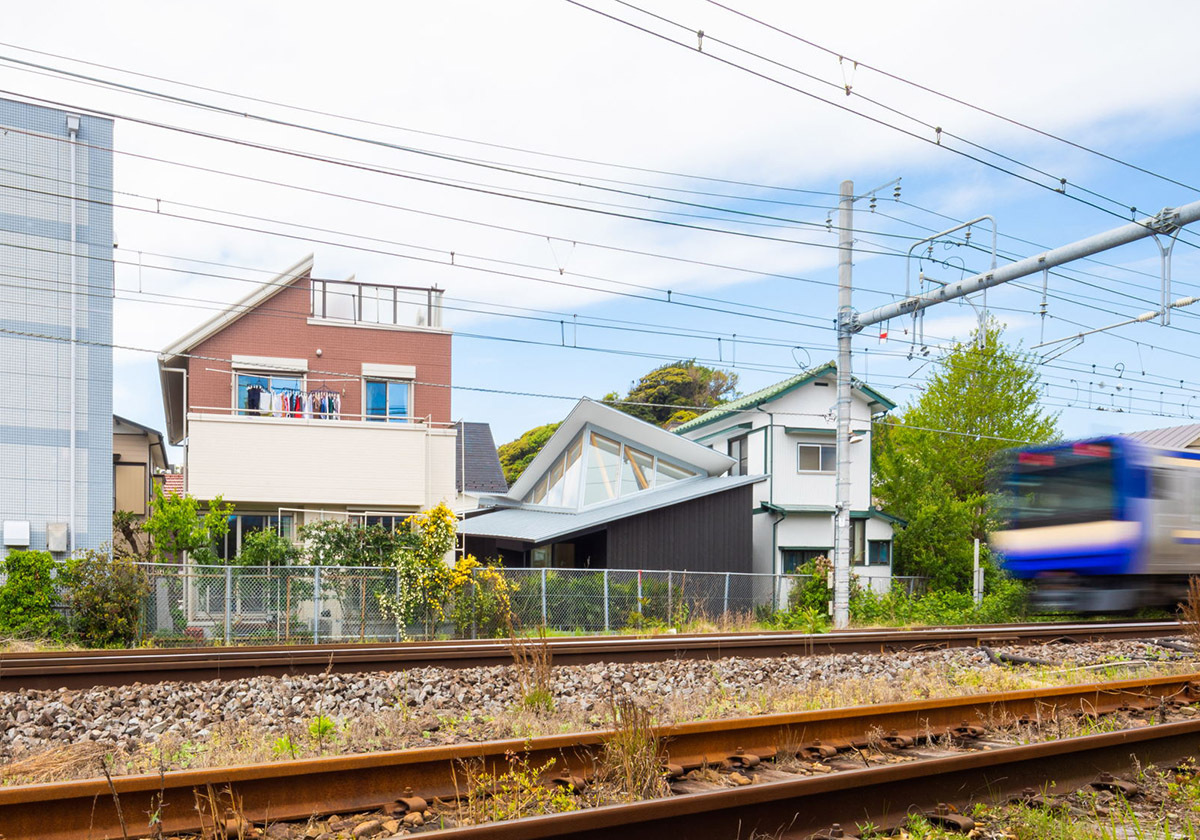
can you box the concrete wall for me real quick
[0,99,113,557]
[186,414,457,509]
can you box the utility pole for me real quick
[830,196,1200,631]
[833,181,854,629]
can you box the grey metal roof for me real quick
[1121,424,1200,450]
[459,474,764,544]
[456,421,508,494]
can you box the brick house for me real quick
[156,254,460,559]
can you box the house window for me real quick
[781,548,830,575]
[215,513,295,562]
[237,373,302,414]
[849,519,867,566]
[797,443,836,473]
[365,380,411,422]
[728,435,749,476]
[868,540,892,566]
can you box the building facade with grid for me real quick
[0,98,114,557]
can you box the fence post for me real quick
[471,567,478,641]
[603,569,610,632]
[394,568,401,642]
[540,567,548,626]
[637,570,643,616]
[667,571,673,624]
[772,574,778,612]
[223,566,233,645]
[313,566,322,644]
[723,572,730,618]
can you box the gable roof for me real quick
[1121,424,1200,450]
[113,414,171,472]
[156,255,314,444]
[671,361,896,435]
[504,399,736,502]
[456,421,509,494]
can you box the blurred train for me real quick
[992,435,1200,612]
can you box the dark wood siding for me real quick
[605,485,753,573]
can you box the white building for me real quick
[674,362,901,592]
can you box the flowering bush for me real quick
[377,503,513,638]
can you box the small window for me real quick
[797,443,836,473]
[365,380,411,422]
[728,435,749,476]
[781,548,829,575]
[868,540,892,567]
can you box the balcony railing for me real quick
[310,279,444,329]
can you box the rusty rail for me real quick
[0,619,1180,690]
[3,671,1197,840]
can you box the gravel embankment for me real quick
[0,637,1193,762]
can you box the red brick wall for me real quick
[187,274,452,423]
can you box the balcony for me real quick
[310,279,444,329]
[184,410,457,508]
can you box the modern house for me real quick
[156,254,459,560]
[0,99,114,557]
[674,362,900,592]
[459,399,762,571]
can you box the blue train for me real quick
[992,435,1200,612]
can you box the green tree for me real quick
[0,550,65,639]
[604,360,738,427]
[497,422,561,486]
[64,549,151,647]
[141,483,234,564]
[873,322,1058,590]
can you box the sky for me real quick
[6,1,1200,455]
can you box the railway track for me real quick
[4,670,1198,840]
[0,619,1181,690]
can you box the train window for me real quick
[1152,468,1170,499]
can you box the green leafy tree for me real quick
[497,422,561,486]
[64,549,151,647]
[141,484,234,564]
[0,550,66,639]
[297,520,412,567]
[873,323,1058,590]
[236,528,302,567]
[604,360,738,427]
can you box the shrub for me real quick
[0,549,66,640]
[142,484,233,564]
[298,519,410,567]
[235,528,301,567]
[63,549,151,647]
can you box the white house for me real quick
[674,362,902,593]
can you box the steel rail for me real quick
[3,671,1197,840]
[0,620,1180,690]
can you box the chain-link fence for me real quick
[127,563,934,644]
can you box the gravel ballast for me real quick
[0,637,1194,766]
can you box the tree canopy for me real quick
[495,361,738,486]
[872,322,1058,590]
[603,360,739,427]
[497,422,561,486]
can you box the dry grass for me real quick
[0,742,108,784]
[507,625,555,714]
[595,693,670,803]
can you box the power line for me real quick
[568,0,1200,237]
[703,0,1200,196]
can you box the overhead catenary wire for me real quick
[702,0,1200,196]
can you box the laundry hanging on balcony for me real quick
[245,385,341,419]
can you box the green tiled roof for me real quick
[672,361,896,435]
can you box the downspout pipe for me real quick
[67,114,80,553]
